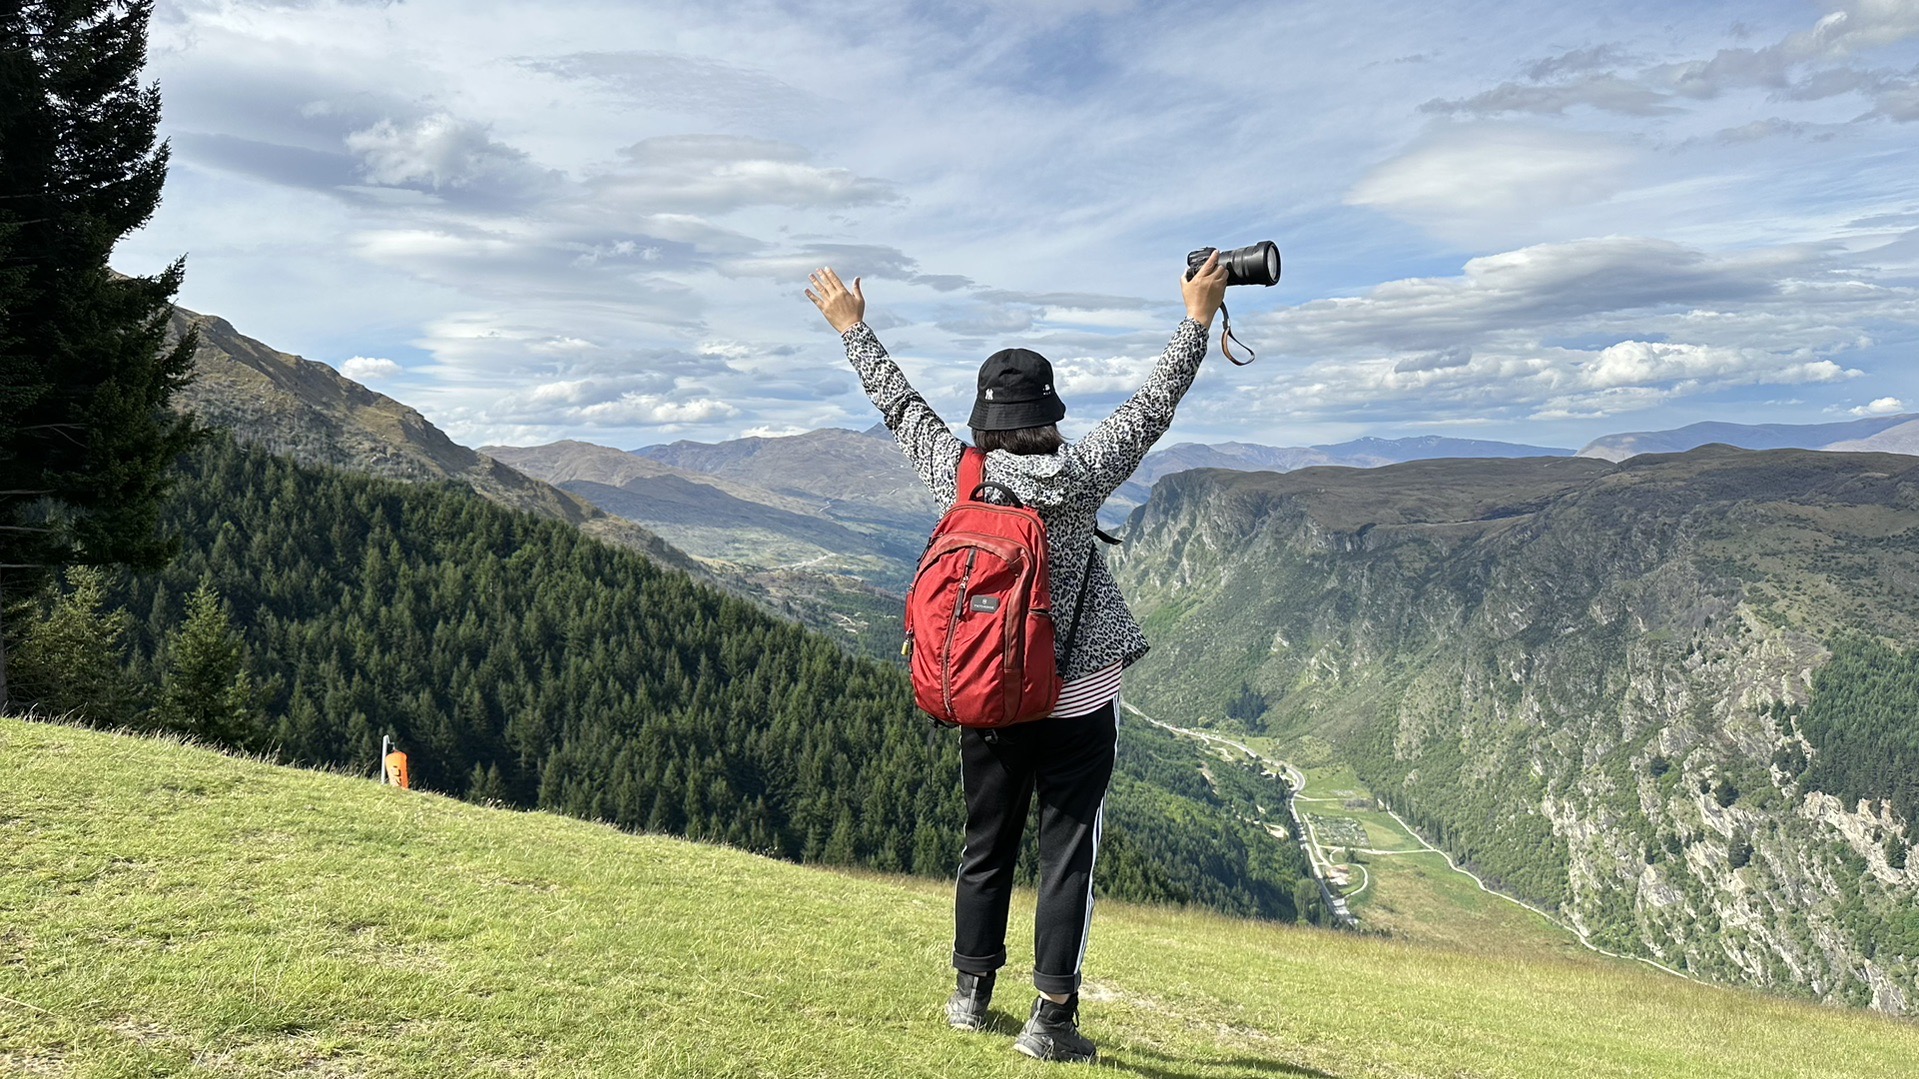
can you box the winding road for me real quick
[1121,701,1356,927]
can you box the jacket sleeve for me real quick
[842,321,964,506]
[1071,318,1210,498]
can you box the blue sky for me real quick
[123,0,1919,451]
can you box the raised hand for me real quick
[1182,250,1228,328]
[806,267,866,334]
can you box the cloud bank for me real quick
[125,0,1919,450]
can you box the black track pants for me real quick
[951,701,1118,996]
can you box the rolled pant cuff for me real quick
[1032,970,1081,995]
[952,949,1006,975]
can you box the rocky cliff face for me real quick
[1113,447,1919,1012]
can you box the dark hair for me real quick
[972,424,1065,456]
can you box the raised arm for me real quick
[1073,253,1228,496]
[809,267,964,503]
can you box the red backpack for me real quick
[904,448,1081,728]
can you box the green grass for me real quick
[1351,852,1581,962]
[5,718,1917,1079]
[1272,751,1602,959]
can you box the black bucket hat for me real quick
[969,347,1067,431]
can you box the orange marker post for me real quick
[384,750,411,789]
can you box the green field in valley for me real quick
[1215,736,1580,962]
[6,717,1918,1078]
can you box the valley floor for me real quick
[1126,703,1583,961]
[6,717,1918,1078]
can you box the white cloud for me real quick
[123,0,1919,449]
[585,135,899,215]
[1208,233,1907,428]
[576,394,739,425]
[517,51,815,123]
[1422,74,1679,118]
[741,423,813,438]
[1267,236,1818,354]
[1851,395,1907,415]
[1051,354,1154,396]
[1421,0,1919,130]
[339,355,402,380]
[1347,127,1636,241]
[346,115,559,198]
[527,379,595,406]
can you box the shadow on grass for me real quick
[970,1006,1335,1078]
[1103,1043,1337,1079]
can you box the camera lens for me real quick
[1222,241,1281,288]
[1187,241,1282,287]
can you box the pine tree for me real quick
[1225,681,1267,729]
[1292,877,1321,926]
[911,820,947,876]
[823,807,858,865]
[467,762,505,807]
[0,1,200,710]
[11,565,134,723]
[155,581,259,745]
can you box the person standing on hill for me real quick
[807,254,1228,1064]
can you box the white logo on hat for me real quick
[985,389,995,400]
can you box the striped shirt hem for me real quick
[1049,662,1122,719]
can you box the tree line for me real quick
[1794,634,1919,830]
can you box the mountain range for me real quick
[1111,447,1919,1012]
[493,431,1583,580]
[495,415,1919,609]
[1575,414,1919,461]
[487,428,932,593]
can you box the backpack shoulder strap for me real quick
[956,446,985,505]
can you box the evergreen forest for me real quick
[1796,635,1919,829]
[11,436,1310,920]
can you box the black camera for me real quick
[1183,241,1280,365]
[1186,241,1282,288]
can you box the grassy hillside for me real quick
[6,718,1915,1079]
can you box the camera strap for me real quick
[1218,302,1255,365]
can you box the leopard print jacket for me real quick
[840,317,1212,681]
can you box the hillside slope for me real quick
[6,717,1915,1079]
[167,307,705,579]
[636,425,937,535]
[1113,447,1919,1012]
[487,439,923,590]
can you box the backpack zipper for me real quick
[942,547,978,718]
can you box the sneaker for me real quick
[1014,995,1097,1064]
[945,970,995,1031]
